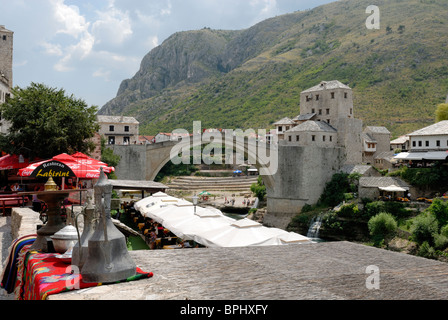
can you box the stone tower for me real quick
[265,80,363,228]
[0,25,13,90]
[298,80,363,164]
[0,25,13,134]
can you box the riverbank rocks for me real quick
[387,237,418,255]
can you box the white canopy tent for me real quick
[162,209,235,241]
[135,194,312,247]
[193,218,285,248]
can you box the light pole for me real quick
[192,194,198,214]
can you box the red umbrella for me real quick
[0,154,31,170]
[18,153,102,179]
[70,152,114,173]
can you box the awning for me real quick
[394,152,423,160]
[379,185,408,192]
[394,151,448,161]
[423,151,448,160]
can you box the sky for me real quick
[0,0,335,109]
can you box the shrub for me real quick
[411,214,438,245]
[434,234,448,250]
[319,173,350,207]
[417,241,436,259]
[426,198,448,228]
[368,212,397,245]
[338,203,359,218]
[250,176,266,201]
[441,224,448,237]
[364,201,384,219]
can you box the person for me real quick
[149,231,157,250]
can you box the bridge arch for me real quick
[110,135,277,189]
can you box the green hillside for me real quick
[99,0,448,138]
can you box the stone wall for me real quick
[10,208,41,240]
[265,143,345,229]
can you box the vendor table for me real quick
[1,236,153,300]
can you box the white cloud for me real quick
[1,0,333,107]
[91,2,133,48]
[42,42,63,56]
[50,0,90,38]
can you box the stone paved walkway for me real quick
[50,241,448,300]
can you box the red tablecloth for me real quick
[14,247,153,300]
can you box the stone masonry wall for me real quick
[265,143,345,229]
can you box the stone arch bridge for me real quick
[108,135,277,189]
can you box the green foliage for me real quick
[426,198,448,228]
[389,165,448,188]
[435,103,448,122]
[441,224,448,237]
[251,176,267,201]
[368,212,398,246]
[417,241,437,259]
[337,203,360,218]
[0,83,99,159]
[410,213,439,245]
[434,233,448,250]
[155,159,197,182]
[318,173,350,207]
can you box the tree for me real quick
[435,103,448,122]
[250,176,266,201]
[368,212,397,246]
[0,83,99,159]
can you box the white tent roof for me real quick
[379,185,408,192]
[163,212,234,241]
[394,151,448,161]
[135,195,312,247]
[193,218,284,247]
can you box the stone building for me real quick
[0,25,13,135]
[265,80,364,228]
[362,126,391,164]
[97,115,139,145]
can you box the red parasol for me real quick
[0,154,31,170]
[70,152,114,173]
[18,153,103,179]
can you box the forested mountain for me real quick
[98,0,448,138]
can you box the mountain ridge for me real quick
[98,0,448,138]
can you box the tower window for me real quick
[296,135,300,142]
[2,35,6,41]
[316,95,319,101]
[312,135,316,141]
[331,92,335,99]
[344,92,348,99]
[326,109,330,115]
